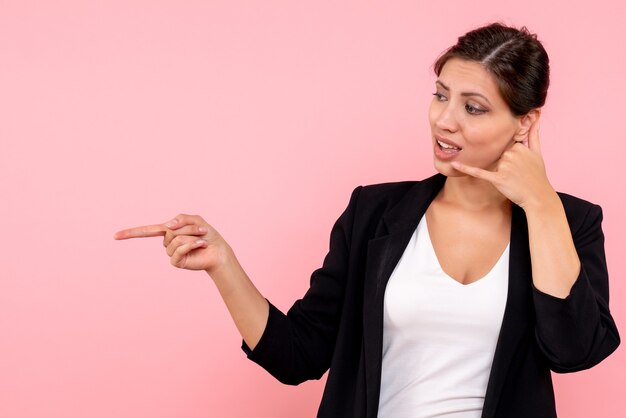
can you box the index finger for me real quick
[450,161,497,183]
[114,224,167,240]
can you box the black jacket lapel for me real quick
[361,173,446,416]
[481,203,533,417]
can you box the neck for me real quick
[439,175,511,211]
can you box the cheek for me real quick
[471,129,499,146]
[464,123,514,159]
[428,100,440,128]
[469,118,516,147]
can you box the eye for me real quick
[432,92,447,101]
[465,103,486,115]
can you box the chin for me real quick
[433,160,464,177]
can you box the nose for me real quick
[434,102,458,133]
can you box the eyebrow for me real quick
[436,80,491,105]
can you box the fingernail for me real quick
[165,219,178,227]
[198,227,207,233]
[196,239,206,245]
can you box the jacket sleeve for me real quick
[532,203,620,373]
[241,185,363,385]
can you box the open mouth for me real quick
[436,139,462,152]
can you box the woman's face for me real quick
[428,57,526,177]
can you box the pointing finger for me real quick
[450,161,497,183]
[114,224,167,240]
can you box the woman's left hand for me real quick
[450,121,557,210]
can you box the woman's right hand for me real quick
[115,213,270,350]
[114,214,231,273]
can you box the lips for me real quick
[435,135,462,150]
[433,135,462,160]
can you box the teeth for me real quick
[437,139,460,150]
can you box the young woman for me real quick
[115,23,620,417]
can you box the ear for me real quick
[513,109,541,141]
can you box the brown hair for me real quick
[433,23,550,116]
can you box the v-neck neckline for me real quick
[421,215,510,286]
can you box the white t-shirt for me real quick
[378,215,509,417]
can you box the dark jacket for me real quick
[243,173,620,417]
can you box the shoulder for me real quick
[342,174,445,233]
[354,173,444,208]
[358,180,419,203]
[342,181,418,224]
[349,180,421,220]
[556,191,604,235]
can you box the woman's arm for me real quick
[449,120,583,298]
[203,242,270,351]
[528,199,620,372]
[450,121,620,371]
[114,214,269,350]
[114,186,362,384]
[523,192,580,298]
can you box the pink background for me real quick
[2,1,624,417]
